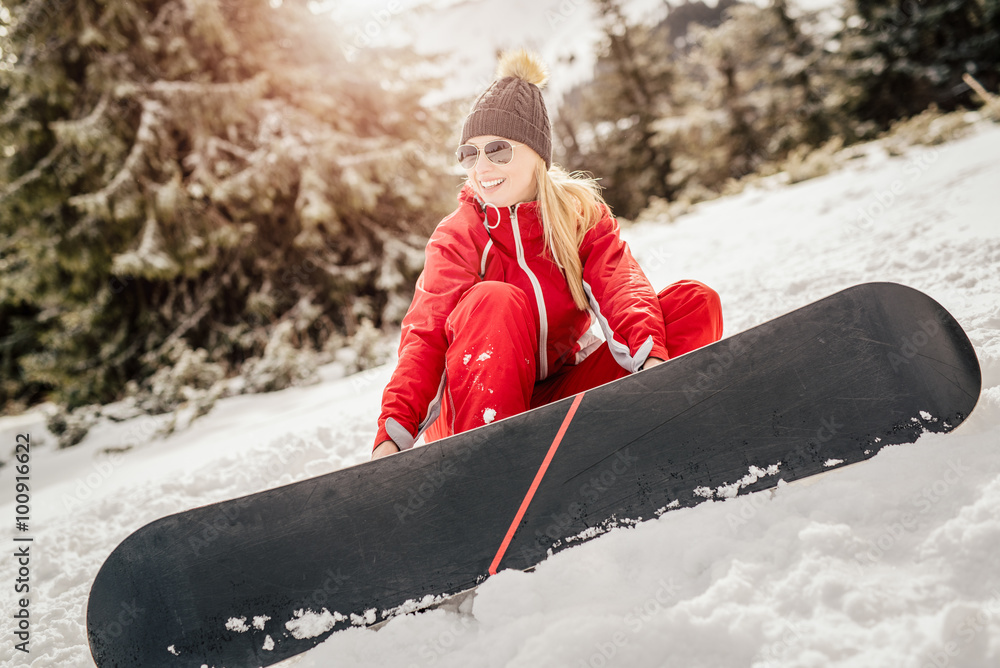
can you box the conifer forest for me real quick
[1,0,998,442]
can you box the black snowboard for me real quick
[87,282,981,668]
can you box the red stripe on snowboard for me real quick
[489,391,586,575]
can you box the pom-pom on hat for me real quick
[461,49,552,168]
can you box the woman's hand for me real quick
[371,440,400,460]
[641,357,666,371]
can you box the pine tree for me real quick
[662,0,741,51]
[673,0,843,190]
[838,0,1000,129]
[557,0,844,213]
[557,0,677,219]
[0,0,457,413]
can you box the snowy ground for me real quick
[2,123,999,668]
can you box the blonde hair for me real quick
[534,158,609,310]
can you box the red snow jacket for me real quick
[374,184,669,450]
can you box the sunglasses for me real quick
[456,140,522,169]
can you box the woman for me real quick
[372,49,722,459]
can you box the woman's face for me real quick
[463,135,539,208]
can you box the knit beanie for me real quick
[461,49,552,168]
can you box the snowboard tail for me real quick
[87,283,981,667]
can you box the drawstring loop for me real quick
[482,201,502,231]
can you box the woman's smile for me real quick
[466,134,538,207]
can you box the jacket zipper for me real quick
[510,204,549,380]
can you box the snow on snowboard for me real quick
[87,282,981,667]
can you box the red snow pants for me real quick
[422,280,723,443]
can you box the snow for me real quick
[711,464,783,499]
[286,609,346,640]
[226,617,251,633]
[1,123,999,668]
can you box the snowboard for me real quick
[87,282,981,668]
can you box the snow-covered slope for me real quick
[1,124,998,668]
